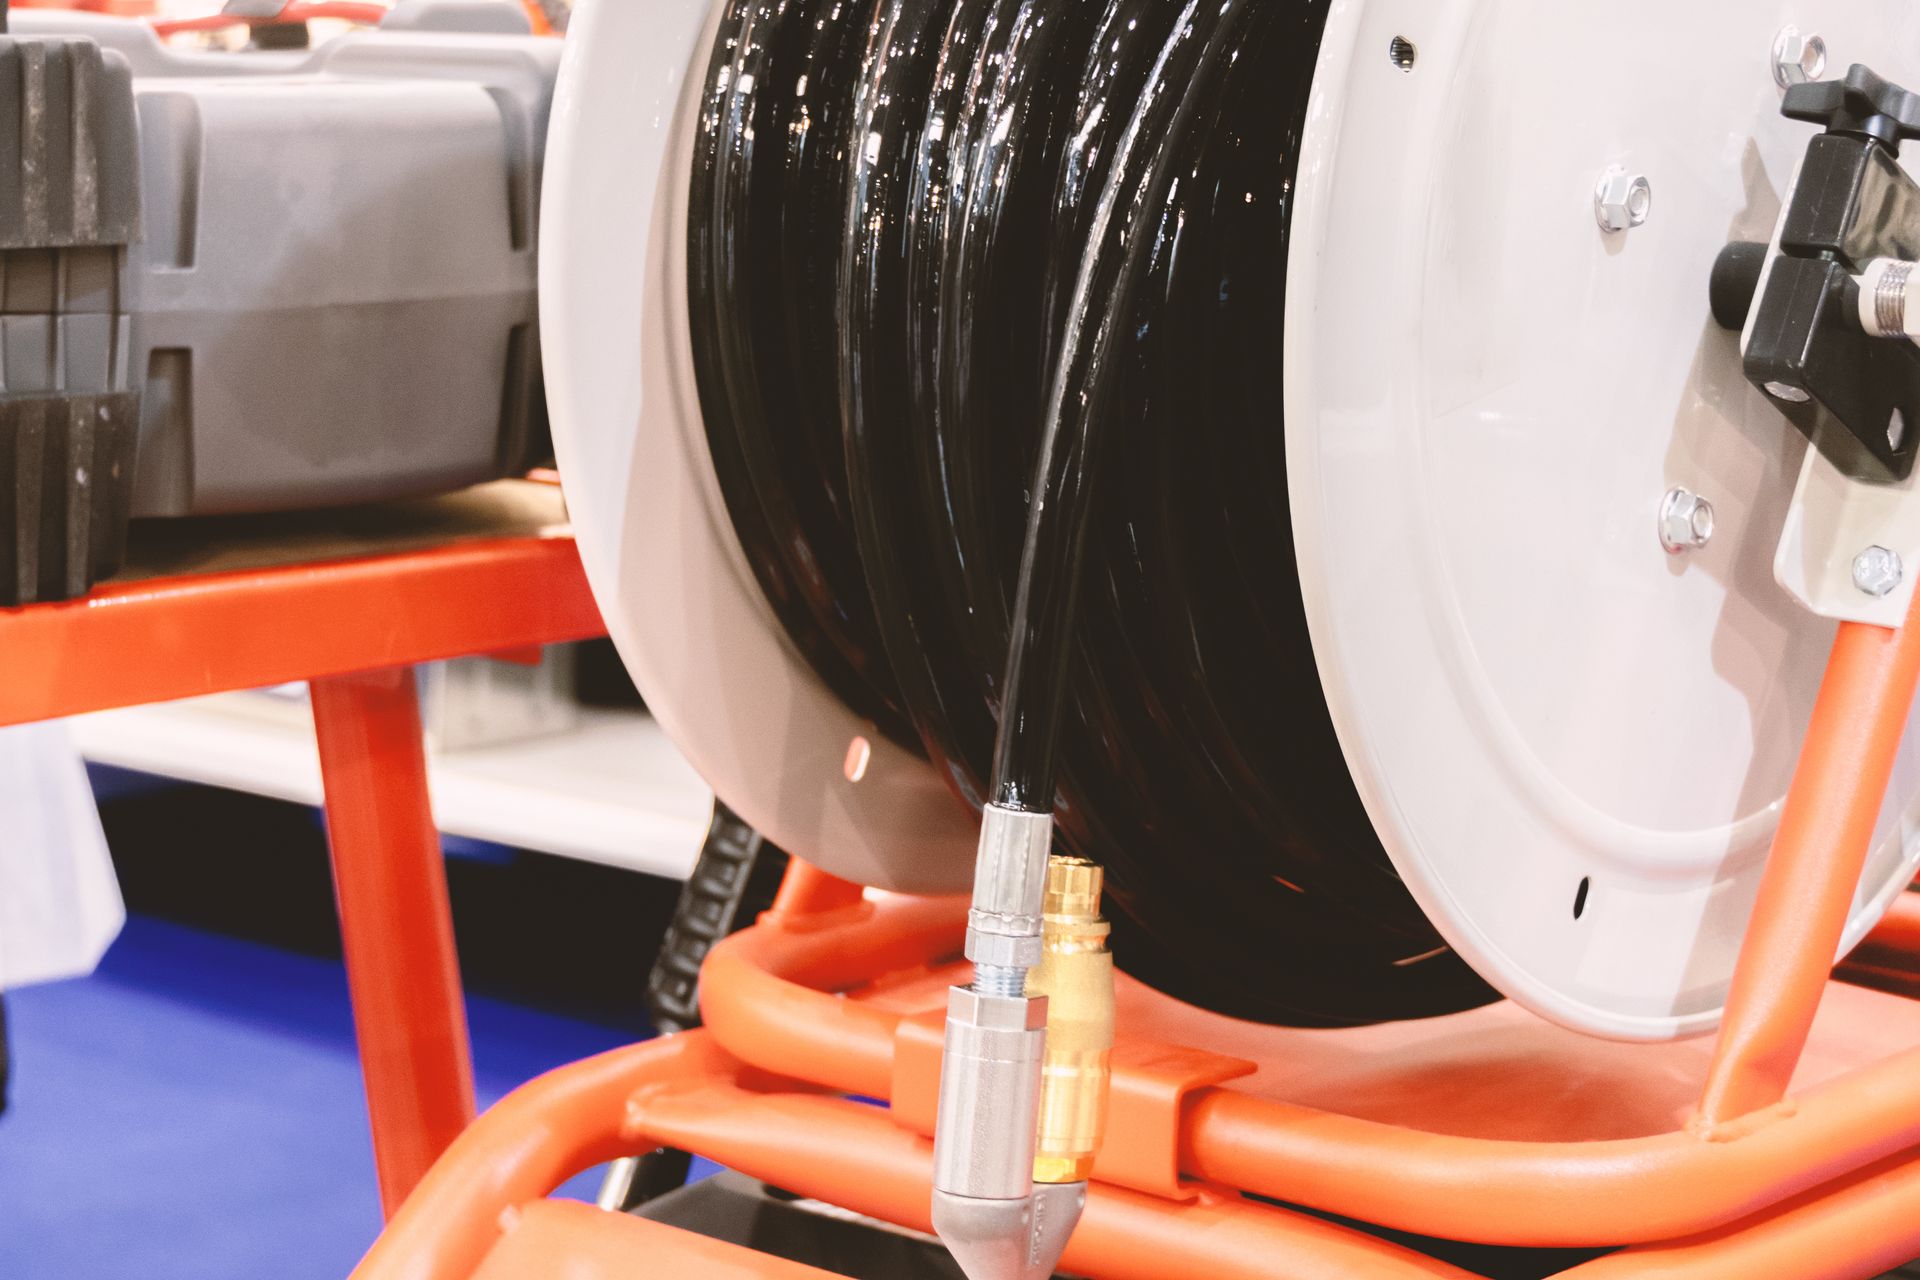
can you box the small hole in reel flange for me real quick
[1389,36,1417,72]
[1573,876,1591,920]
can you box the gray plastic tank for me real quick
[12,4,559,517]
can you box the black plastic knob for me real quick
[1784,63,1920,152]
[1710,241,1769,331]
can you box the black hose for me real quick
[990,0,1253,811]
[686,0,1498,1026]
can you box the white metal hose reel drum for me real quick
[541,0,1920,1045]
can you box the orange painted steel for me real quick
[351,525,1920,1274]
[699,891,963,1102]
[1697,588,1920,1130]
[1177,1062,1920,1248]
[353,1032,1480,1280]
[358,878,1920,1277]
[471,1200,843,1279]
[697,892,1920,1249]
[0,530,607,1224]
[0,534,603,729]
[357,1038,705,1280]
[1565,1149,1920,1280]
[621,1072,1481,1280]
[767,858,866,917]
[314,666,478,1216]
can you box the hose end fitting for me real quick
[1028,855,1114,1187]
[1859,257,1920,339]
[965,804,1054,975]
[933,803,1059,1280]
[930,985,1049,1280]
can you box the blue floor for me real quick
[0,914,643,1280]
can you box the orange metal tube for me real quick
[698,892,962,1101]
[1178,1053,1920,1247]
[0,536,604,729]
[767,859,866,918]
[354,1030,1478,1280]
[1562,1148,1920,1279]
[1696,598,1920,1130]
[359,876,1920,1274]
[633,1079,1479,1280]
[698,894,1920,1247]
[314,666,476,1217]
[475,1201,846,1278]
[353,1036,713,1280]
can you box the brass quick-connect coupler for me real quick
[1027,856,1115,1185]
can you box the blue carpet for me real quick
[0,915,645,1280]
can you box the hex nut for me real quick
[1595,168,1652,234]
[1659,487,1714,554]
[1773,26,1827,89]
[1853,545,1904,598]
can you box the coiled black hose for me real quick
[688,0,1498,1025]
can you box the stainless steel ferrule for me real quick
[965,804,1054,972]
[931,985,1048,1201]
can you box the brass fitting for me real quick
[1026,856,1114,1185]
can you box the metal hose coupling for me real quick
[932,804,1079,1280]
[1858,258,1920,341]
[1028,856,1114,1188]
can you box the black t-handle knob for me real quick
[1784,63,1920,151]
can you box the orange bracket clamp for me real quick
[893,1011,1255,1201]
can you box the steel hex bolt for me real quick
[1854,545,1904,598]
[1595,168,1652,234]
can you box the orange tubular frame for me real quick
[1697,598,1920,1129]
[313,666,477,1214]
[0,530,606,1227]
[356,591,1920,1277]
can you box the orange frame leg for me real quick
[1699,589,1920,1130]
[312,665,477,1216]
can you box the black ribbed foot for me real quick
[0,391,137,605]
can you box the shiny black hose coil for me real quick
[687,0,1498,1025]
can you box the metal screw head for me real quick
[1659,487,1714,554]
[1772,26,1827,89]
[1853,545,1904,597]
[1595,168,1652,234]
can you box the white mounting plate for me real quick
[1286,0,1920,1039]
[539,0,977,894]
[1775,442,1920,627]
